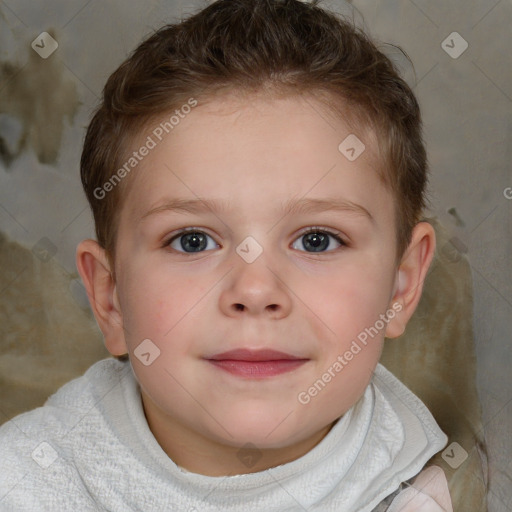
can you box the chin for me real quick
[206,410,323,450]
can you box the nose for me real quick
[219,253,292,319]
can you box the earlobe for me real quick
[76,239,128,356]
[385,222,436,339]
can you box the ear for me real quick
[385,221,436,338]
[76,239,128,356]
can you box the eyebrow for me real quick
[139,196,373,222]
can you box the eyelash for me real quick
[163,227,347,254]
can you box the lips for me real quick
[208,349,304,361]
[205,349,309,378]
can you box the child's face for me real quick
[109,93,403,464]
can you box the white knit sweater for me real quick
[0,359,452,511]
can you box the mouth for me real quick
[205,349,309,378]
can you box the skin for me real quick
[77,92,435,477]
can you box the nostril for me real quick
[231,303,279,312]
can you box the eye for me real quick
[166,229,219,253]
[165,227,345,254]
[291,228,345,253]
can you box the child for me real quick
[0,0,454,510]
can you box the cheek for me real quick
[118,266,199,342]
[308,262,392,342]
[300,265,390,414]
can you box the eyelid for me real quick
[299,226,343,236]
[296,226,347,244]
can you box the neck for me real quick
[140,391,336,477]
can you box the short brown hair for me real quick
[81,0,428,269]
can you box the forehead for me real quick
[120,92,390,223]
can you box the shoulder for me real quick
[0,358,127,441]
[0,358,129,510]
[386,465,453,512]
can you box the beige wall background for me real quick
[0,0,510,509]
